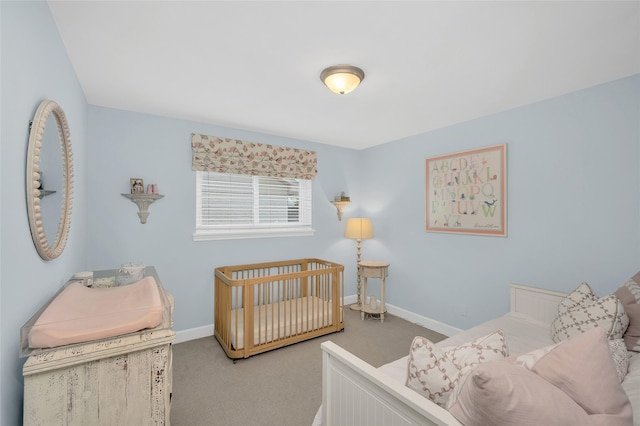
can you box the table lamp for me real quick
[344,218,373,310]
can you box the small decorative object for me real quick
[92,277,116,288]
[130,178,144,194]
[425,144,507,236]
[116,262,145,286]
[146,184,159,194]
[143,183,159,195]
[369,295,378,310]
[72,271,93,287]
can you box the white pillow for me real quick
[405,330,507,407]
[550,282,628,343]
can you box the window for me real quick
[194,171,313,240]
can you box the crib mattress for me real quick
[28,276,164,349]
[230,296,333,350]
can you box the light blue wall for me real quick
[360,75,640,329]
[86,107,361,331]
[1,2,89,425]
[86,76,640,335]
[2,1,639,425]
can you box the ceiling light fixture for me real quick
[320,65,365,95]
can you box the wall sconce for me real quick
[344,218,373,310]
[320,65,365,95]
[330,192,351,221]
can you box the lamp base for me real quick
[349,303,362,311]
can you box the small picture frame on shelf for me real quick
[130,178,144,194]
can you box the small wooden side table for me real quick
[359,260,390,323]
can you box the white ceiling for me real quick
[48,1,640,150]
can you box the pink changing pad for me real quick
[28,276,164,349]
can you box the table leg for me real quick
[361,276,368,320]
[380,276,385,323]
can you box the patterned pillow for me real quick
[405,330,507,407]
[614,272,640,352]
[448,329,633,426]
[550,282,629,343]
[608,339,630,382]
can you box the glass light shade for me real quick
[323,72,361,94]
[344,218,373,240]
[320,65,365,95]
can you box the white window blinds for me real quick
[194,172,313,240]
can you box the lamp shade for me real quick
[320,65,365,95]
[344,218,373,240]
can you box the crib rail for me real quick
[214,259,344,359]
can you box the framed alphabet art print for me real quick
[425,144,507,236]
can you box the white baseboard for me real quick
[174,295,462,344]
[175,324,214,344]
[386,304,463,337]
[344,294,357,305]
[349,294,462,337]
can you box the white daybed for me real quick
[316,283,640,426]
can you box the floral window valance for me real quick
[191,133,317,180]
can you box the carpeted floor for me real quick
[170,308,447,426]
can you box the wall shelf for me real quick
[121,193,164,224]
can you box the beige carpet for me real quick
[170,308,447,426]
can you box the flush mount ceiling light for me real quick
[320,65,365,95]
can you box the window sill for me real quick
[193,228,315,241]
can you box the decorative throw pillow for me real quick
[448,361,592,426]
[448,328,633,426]
[405,330,507,407]
[507,337,628,383]
[608,339,630,383]
[550,282,629,343]
[614,272,640,352]
[622,353,640,423]
[517,327,631,417]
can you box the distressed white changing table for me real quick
[22,266,175,425]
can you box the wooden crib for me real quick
[214,258,344,359]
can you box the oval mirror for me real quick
[26,100,74,261]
